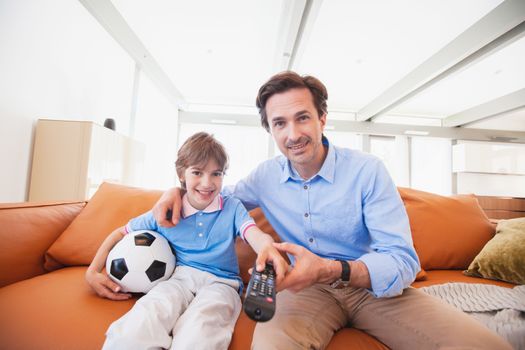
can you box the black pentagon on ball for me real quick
[146,260,167,282]
[134,232,156,246]
[110,258,129,280]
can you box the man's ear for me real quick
[319,113,327,129]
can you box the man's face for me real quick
[266,88,326,176]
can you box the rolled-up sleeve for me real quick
[358,160,420,298]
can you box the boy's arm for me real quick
[244,226,289,287]
[85,226,132,301]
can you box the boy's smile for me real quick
[181,159,224,211]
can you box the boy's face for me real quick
[181,159,224,210]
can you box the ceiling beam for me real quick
[273,0,323,72]
[179,111,525,143]
[78,0,187,109]
[443,88,525,127]
[287,0,323,70]
[273,0,307,71]
[356,0,525,122]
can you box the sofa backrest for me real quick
[0,201,85,287]
[398,187,495,271]
[3,183,496,288]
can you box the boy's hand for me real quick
[253,245,289,288]
[85,269,132,301]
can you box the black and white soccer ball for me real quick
[106,230,176,293]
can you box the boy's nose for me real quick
[201,175,212,187]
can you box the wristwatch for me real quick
[330,260,351,289]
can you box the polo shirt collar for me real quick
[279,135,335,184]
[181,193,223,218]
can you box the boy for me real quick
[86,132,288,349]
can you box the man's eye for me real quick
[273,121,284,128]
[299,115,309,121]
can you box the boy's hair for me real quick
[175,132,229,190]
[256,71,328,132]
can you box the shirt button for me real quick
[303,185,308,190]
[304,213,309,218]
[309,238,314,243]
[198,222,203,226]
[198,233,203,237]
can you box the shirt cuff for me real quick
[358,252,406,298]
[239,220,256,241]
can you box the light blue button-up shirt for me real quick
[225,138,420,298]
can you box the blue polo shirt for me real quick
[127,195,255,286]
[225,137,420,298]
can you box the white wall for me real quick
[0,0,135,202]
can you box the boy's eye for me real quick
[213,172,224,177]
[191,170,201,176]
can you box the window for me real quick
[178,123,269,186]
[411,137,452,195]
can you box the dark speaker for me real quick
[103,118,116,131]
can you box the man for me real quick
[154,71,511,349]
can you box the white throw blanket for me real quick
[420,283,525,349]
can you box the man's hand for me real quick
[273,242,339,293]
[253,244,289,287]
[85,269,132,301]
[152,187,182,227]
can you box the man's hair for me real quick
[175,132,228,190]
[256,71,328,132]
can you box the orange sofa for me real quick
[0,183,516,350]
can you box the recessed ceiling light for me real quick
[211,119,236,125]
[404,130,429,136]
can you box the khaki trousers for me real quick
[252,284,512,350]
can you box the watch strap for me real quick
[339,260,350,282]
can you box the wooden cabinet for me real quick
[29,119,145,201]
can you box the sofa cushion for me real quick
[411,269,515,289]
[464,217,525,285]
[0,266,137,350]
[44,182,163,270]
[0,266,388,350]
[398,187,495,270]
[0,201,85,287]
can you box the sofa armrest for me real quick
[0,201,86,287]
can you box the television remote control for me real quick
[243,262,276,322]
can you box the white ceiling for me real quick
[102,0,524,132]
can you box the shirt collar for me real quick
[279,135,335,184]
[181,193,223,218]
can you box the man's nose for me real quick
[287,123,301,141]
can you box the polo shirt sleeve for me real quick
[126,210,159,233]
[357,160,420,298]
[231,199,257,241]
